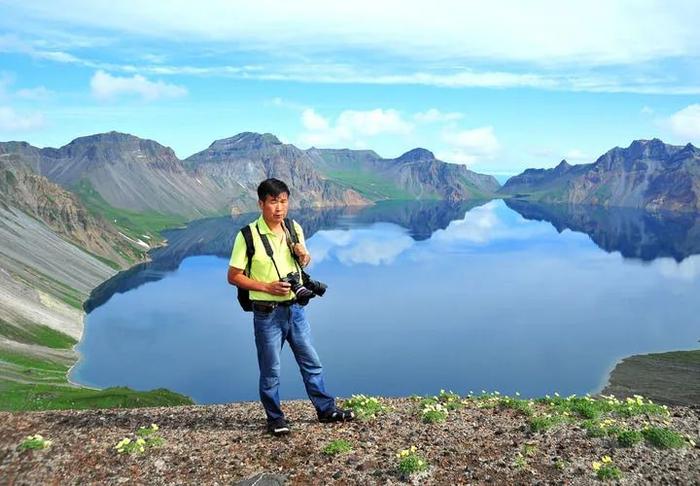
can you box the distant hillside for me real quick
[1,131,501,225]
[307,147,501,201]
[0,150,146,269]
[500,139,700,212]
[184,132,369,212]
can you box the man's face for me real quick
[259,192,289,224]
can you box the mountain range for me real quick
[501,139,700,212]
[0,131,500,220]
[1,130,699,412]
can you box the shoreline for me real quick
[56,210,700,410]
[64,232,173,393]
[600,347,700,407]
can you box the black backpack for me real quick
[236,218,301,312]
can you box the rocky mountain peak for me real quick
[625,138,671,160]
[58,131,176,159]
[66,131,145,146]
[554,159,571,171]
[208,132,282,152]
[397,148,435,162]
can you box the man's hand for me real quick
[265,281,292,296]
[293,243,311,267]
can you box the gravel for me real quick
[1,398,698,485]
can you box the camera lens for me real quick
[283,272,314,299]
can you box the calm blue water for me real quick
[70,200,700,404]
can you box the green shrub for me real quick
[499,397,535,416]
[582,419,606,438]
[529,414,563,433]
[323,439,353,456]
[437,389,463,410]
[642,427,686,449]
[343,394,389,420]
[396,446,429,476]
[592,456,622,481]
[19,434,52,451]
[115,424,165,454]
[617,430,643,447]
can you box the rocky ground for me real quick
[1,397,698,485]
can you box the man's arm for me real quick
[227,266,291,296]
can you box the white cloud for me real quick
[667,104,700,142]
[431,200,553,244]
[0,73,54,102]
[301,108,329,131]
[655,255,700,282]
[141,53,167,64]
[309,224,414,266]
[299,108,413,148]
[0,106,45,131]
[15,86,54,100]
[90,70,187,101]
[338,109,413,136]
[641,105,654,115]
[438,126,500,165]
[7,1,700,66]
[413,108,463,123]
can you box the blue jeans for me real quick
[253,303,335,421]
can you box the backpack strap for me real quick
[240,225,255,276]
[284,218,300,244]
[283,218,305,272]
[255,223,283,280]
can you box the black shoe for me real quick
[267,417,290,436]
[318,408,355,423]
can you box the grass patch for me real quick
[617,429,644,447]
[642,427,686,449]
[72,179,187,243]
[325,170,419,200]
[650,349,700,366]
[529,414,565,433]
[498,396,535,416]
[421,404,448,424]
[323,439,353,456]
[436,389,463,410]
[343,394,389,420]
[537,394,668,419]
[0,380,193,411]
[0,348,69,373]
[396,447,429,476]
[19,434,53,451]
[0,318,76,349]
[0,347,193,411]
[115,424,165,454]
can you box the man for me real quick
[227,178,354,436]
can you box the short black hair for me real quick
[257,178,290,201]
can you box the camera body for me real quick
[281,271,327,304]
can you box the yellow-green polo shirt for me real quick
[229,215,306,302]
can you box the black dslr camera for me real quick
[281,271,327,305]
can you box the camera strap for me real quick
[283,218,305,275]
[255,223,283,280]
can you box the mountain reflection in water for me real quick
[74,199,700,404]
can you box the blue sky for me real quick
[1,0,699,174]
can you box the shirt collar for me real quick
[256,215,275,235]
